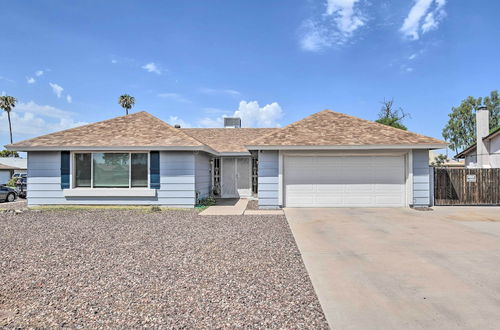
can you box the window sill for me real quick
[63,188,156,198]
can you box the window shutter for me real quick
[150,151,160,189]
[61,151,70,189]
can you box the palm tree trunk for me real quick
[7,111,13,145]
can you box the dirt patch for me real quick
[246,199,259,210]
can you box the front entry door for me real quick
[221,157,251,198]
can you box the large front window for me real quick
[74,152,148,188]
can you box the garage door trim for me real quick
[283,154,408,208]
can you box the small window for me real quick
[75,153,91,187]
[131,153,148,187]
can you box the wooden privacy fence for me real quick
[434,168,500,205]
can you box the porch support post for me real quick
[278,150,284,207]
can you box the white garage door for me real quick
[285,156,406,207]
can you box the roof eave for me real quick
[245,144,448,150]
[455,145,477,159]
[6,145,219,155]
[218,151,252,156]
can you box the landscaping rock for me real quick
[0,209,328,328]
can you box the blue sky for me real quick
[1,0,499,152]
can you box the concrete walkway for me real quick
[244,209,284,215]
[199,198,248,216]
[285,207,500,330]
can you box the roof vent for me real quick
[174,124,181,128]
[224,117,241,128]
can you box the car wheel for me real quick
[6,193,15,202]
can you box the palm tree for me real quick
[0,95,17,144]
[118,94,135,115]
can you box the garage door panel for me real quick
[286,184,315,192]
[344,184,375,193]
[315,184,343,193]
[376,196,404,205]
[285,155,406,207]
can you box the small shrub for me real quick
[150,205,162,212]
[6,177,17,187]
[198,197,216,207]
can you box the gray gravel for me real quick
[0,199,27,210]
[0,209,328,328]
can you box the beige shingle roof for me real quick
[248,110,446,147]
[0,163,22,170]
[7,112,206,149]
[181,128,279,153]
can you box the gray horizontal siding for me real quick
[27,151,197,207]
[258,151,279,209]
[412,149,431,206]
[195,152,211,200]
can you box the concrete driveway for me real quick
[285,207,500,330]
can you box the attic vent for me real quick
[224,117,241,128]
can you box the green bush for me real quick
[6,177,17,187]
[198,196,216,207]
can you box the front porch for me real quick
[210,154,258,199]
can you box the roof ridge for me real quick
[247,109,446,147]
[324,109,447,143]
[142,112,208,146]
[6,111,149,148]
[248,110,327,145]
[250,109,446,145]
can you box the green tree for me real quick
[430,154,449,167]
[0,150,19,157]
[118,94,135,115]
[0,95,17,144]
[375,98,410,130]
[442,90,500,152]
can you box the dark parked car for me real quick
[0,186,17,202]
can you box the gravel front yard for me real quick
[0,209,328,328]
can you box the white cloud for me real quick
[142,62,161,74]
[26,77,35,84]
[0,101,87,140]
[400,0,446,40]
[198,116,224,128]
[35,70,44,77]
[168,116,192,128]
[111,59,117,64]
[299,0,366,51]
[15,101,77,120]
[408,53,417,60]
[170,101,284,128]
[233,101,283,127]
[200,88,241,97]
[49,82,64,98]
[157,93,190,103]
[0,76,15,83]
[66,95,72,103]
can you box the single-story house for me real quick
[6,110,446,208]
[0,157,27,184]
[429,151,464,167]
[455,107,500,168]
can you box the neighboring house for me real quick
[0,157,27,184]
[428,151,464,167]
[455,107,500,168]
[6,110,446,208]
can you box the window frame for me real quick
[71,151,150,189]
